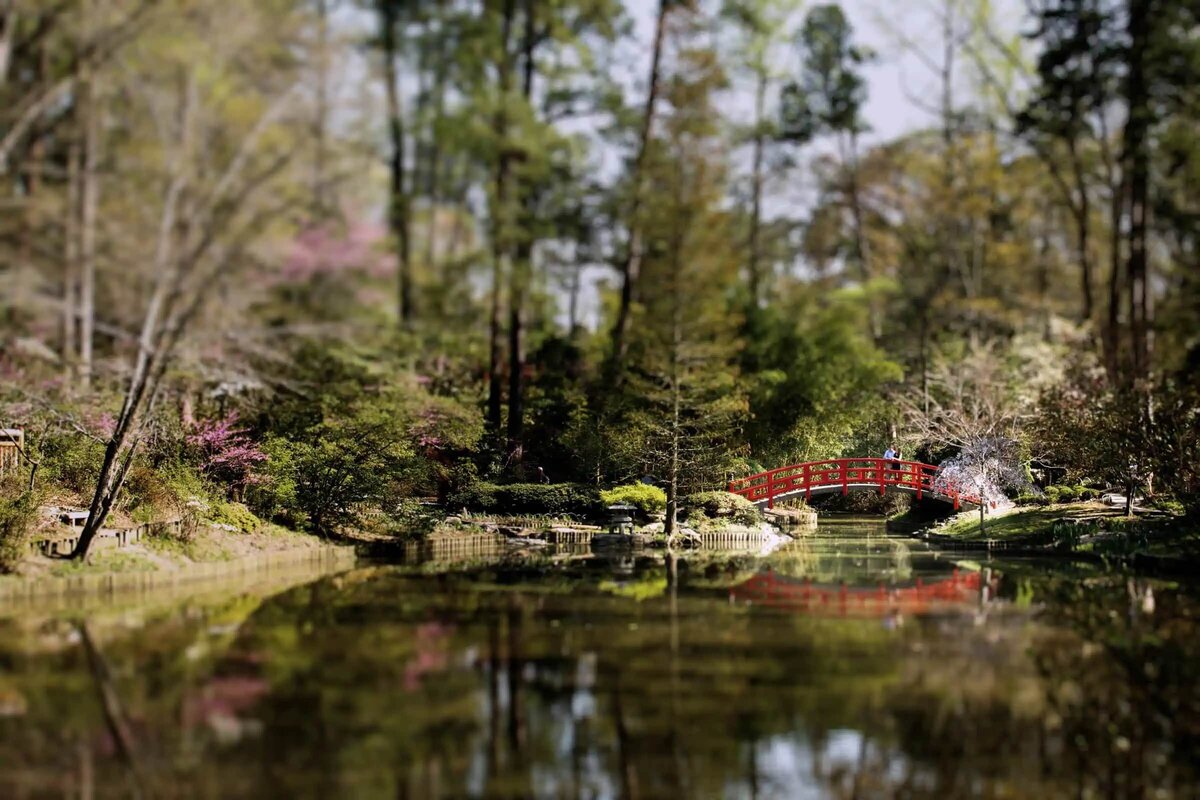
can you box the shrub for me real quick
[40,432,105,496]
[256,402,414,533]
[447,483,600,516]
[600,484,667,514]
[207,500,262,533]
[1016,492,1049,507]
[0,481,39,572]
[1042,484,1099,504]
[682,491,762,525]
[123,463,179,520]
[186,413,267,498]
[1150,498,1186,517]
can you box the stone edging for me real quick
[0,544,356,603]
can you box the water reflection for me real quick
[1,520,1198,798]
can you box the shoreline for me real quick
[0,542,356,608]
[887,502,1199,575]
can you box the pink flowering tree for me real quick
[187,413,267,499]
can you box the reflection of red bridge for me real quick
[728,458,992,510]
[729,569,982,616]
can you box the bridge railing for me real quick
[727,458,983,509]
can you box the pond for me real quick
[1,519,1198,798]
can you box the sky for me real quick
[548,1,1028,327]
[335,0,1032,327]
[625,0,1029,144]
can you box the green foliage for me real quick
[259,416,411,534]
[207,501,263,534]
[1016,492,1049,507]
[618,44,749,501]
[40,432,106,496]
[1043,484,1101,504]
[1151,498,1186,517]
[682,491,762,526]
[447,483,601,517]
[600,484,667,514]
[1148,381,1200,517]
[745,288,901,465]
[0,480,39,573]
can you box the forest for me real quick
[0,0,1197,561]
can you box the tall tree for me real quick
[485,0,517,442]
[71,0,304,558]
[503,0,622,462]
[375,0,414,327]
[626,42,746,536]
[721,0,804,307]
[780,3,871,288]
[607,0,676,379]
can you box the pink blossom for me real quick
[277,220,397,285]
[188,412,267,491]
[83,411,116,439]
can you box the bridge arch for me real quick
[728,458,989,511]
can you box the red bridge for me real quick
[728,458,988,510]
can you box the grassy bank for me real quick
[914,502,1200,563]
[932,503,1123,540]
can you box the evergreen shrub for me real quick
[600,484,667,514]
[448,483,600,516]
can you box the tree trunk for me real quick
[63,135,81,372]
[486,0,516,440]
[1066,134,1094,322]
[379,1,413,327]
[0,3,15,88]
[506,247,526,458]
[422,3,451,273]
[609,0,669,377]
[746,68,766,307]
[78,48,100,390]
[311,0,331,217]
[1124,0,1152,380]
[1105,177,1124,379]
[506,0,538,461]
[18,39,48,277]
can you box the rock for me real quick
[639,522,665,535]
[592,533,651,549]
[444,516,463,526]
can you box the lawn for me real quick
[933,502,1124,540]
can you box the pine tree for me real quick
[625,43,747,536]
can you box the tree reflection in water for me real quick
[0,522,1198,798]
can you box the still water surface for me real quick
[1,520,1198,798]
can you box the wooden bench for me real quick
[61,510,91,529]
